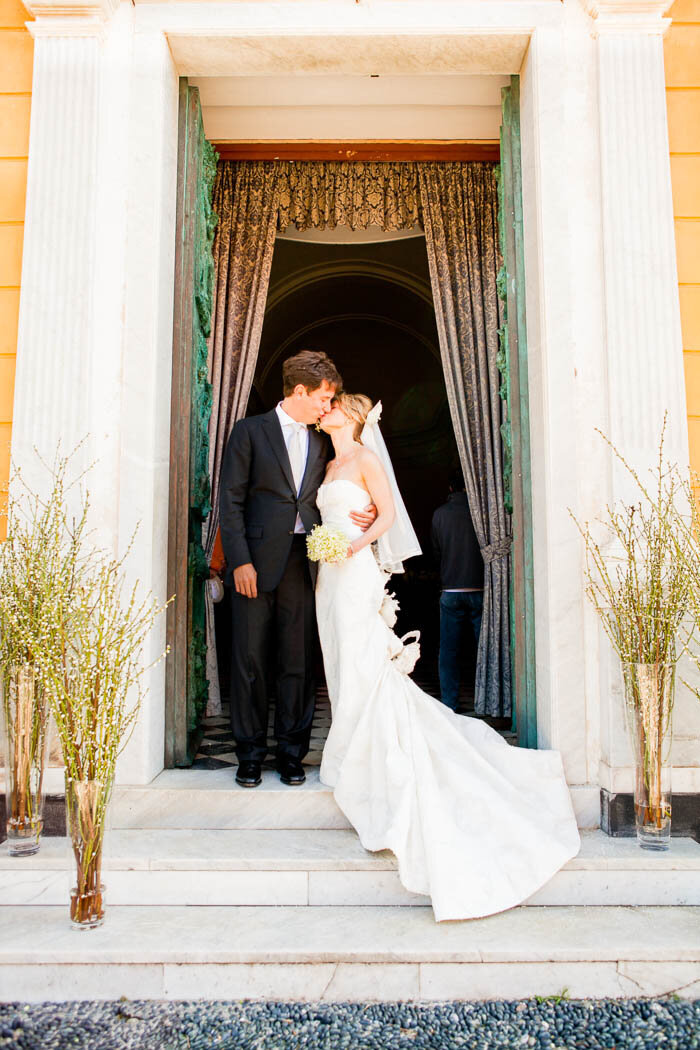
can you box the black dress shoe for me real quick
[276,757,306,785]
[235,761,262,787]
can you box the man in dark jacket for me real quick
[219,350,374,788]
[431,468,484,711]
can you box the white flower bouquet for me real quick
[306,524,349,564]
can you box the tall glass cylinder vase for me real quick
[621,661,674,850]
[65,775,113,929]
[1,663,49,855]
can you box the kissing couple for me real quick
[219,349,580,921]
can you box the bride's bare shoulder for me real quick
[357,446,388,486]
[357,446,381,469]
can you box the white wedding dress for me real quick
[315,478,581,922]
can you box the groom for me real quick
[219,350,374,788]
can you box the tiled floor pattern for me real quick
[194,690,330,771]
[194,673,476,771]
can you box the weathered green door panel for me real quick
[165,81,218,767]
[499,77,537,748]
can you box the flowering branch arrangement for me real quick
[666,470,700,694]
[40,541,169,923]
[571,421,694,843]
[571,425,693,670]
[0,451,92,851]
[41,543,168,784]
[0,446,169,922]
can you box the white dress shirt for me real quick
[276,402,309,534]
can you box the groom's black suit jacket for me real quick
[219,409,332,593]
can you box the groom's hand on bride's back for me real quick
[233,562,258,599]
[349,504,378,531]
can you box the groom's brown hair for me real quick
[282,350,342,396]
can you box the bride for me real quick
[315,392,580,922]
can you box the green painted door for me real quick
[499,76,537,748]
[165,80,218,767]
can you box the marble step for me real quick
[112,768,353,830]
[0,904,699,1002]
[112,768,600,831]
[2,830,699,908]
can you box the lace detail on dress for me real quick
[379,590,400,628]
[378,584,420,673]
[391,630,421,675]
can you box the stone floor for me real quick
[194,671,484,771]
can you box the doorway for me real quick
[166,100,533,772]
[197,228,488,771]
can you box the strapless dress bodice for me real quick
[316,479,370,542]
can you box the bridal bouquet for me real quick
[306,524,349,564]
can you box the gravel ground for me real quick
[0,999,698,1050]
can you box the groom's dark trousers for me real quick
[219,410,330,764]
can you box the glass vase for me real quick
[65,775,113,929]
[621,661,674,850]
[1,663,49,856]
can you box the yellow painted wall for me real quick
[666,0,700,468]
[0,0,31,525]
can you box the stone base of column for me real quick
[0,795,66,842]
[600,789,700,840]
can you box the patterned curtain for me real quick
[276,161,420,231]
[418,162,512,718]
[204,161,281,714]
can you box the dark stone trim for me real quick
[214,142,501,162]
[5,789,698,844]
[600,789,700,842]
[0,794,66,842]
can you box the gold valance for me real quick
[275,160,422,232]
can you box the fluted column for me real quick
[12,0,118,494]
[587,1,699,797]
[590,0,687,493]
[13,1,179,784]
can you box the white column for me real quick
[587,1,699,794]
[591,0,687,491]
[13,0,178,785]
[13,0,122,499]
[115,29,180,784]
[519,1,607,829]
[13,4,119,495]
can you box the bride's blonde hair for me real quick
[336,392,373,441]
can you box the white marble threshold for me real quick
[112,768,352,831]
[108,770,600,831]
